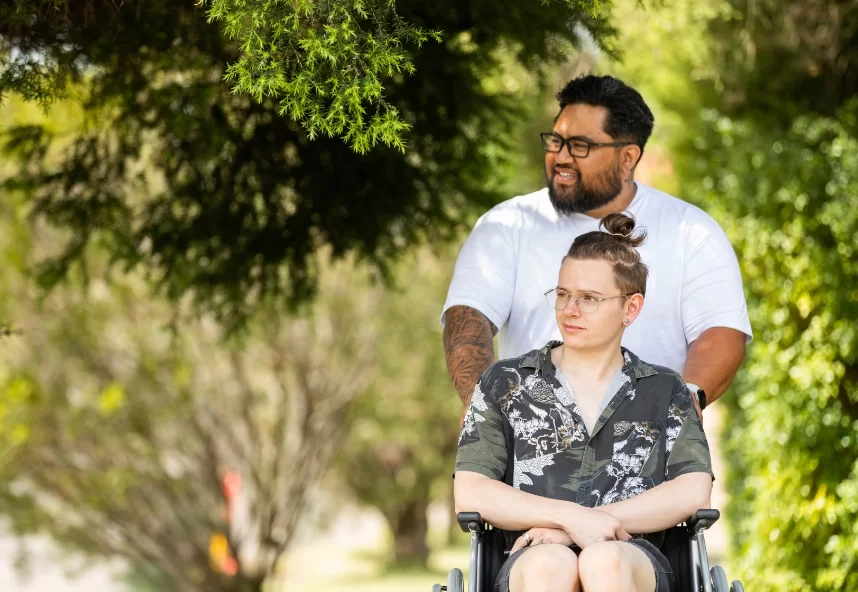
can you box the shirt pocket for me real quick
[603,420,661,503]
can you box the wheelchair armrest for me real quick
[688,509,720,533]
[457,511,486,534]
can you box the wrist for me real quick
[685,382,707,410]
[556,503,585,532]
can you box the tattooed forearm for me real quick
[443,305,496,407]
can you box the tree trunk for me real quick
[389,498,430,566]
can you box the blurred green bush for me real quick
[683,101,858,591]
[606,0,858,586]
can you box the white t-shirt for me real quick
[441,183,752,373]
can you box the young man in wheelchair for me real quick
[454,213,714,592]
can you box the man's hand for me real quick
[561,507,631,549]
[510,527,573,554]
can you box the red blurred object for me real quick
[222,471,241,501]
[222,556,238,576]
[212,471,242,576]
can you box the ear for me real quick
[623,293,645,325]
[620,144,642,176]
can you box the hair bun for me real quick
[600,212,646,248]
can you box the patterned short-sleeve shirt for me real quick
[455,341,713,548]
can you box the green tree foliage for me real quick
[677,3,858,589]
[605,0,858,587]
[0,199,383,592]
[0,0,616,329]
[702,0,858,122]
[0,1,67,106]
[2,1,612,152]
[609,0,858,136]
[683,102,858,592]
[201,0,443,154]
[609,0,858,588]
[337,247,461,566]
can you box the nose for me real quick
[561,297,581,317]
[554,144,576,165]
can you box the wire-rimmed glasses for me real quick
[544,288,630,313]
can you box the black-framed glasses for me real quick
[544,289,631,313]
[540,132,635,158]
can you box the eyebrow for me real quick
[556,286,605,295]
[550,132,598,143]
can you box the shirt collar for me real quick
[519,341,660,383]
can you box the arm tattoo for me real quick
[443,305,497,407]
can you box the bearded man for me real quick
[441,74,752,420]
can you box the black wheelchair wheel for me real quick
[447,567,465,592]
[710,565,729,592]
[431,585,442,592]
[730,580,745,592]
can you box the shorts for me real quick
[494,538,674,592]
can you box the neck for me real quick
[585,180,638,220]
[552,341,624,380]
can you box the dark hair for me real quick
[564,212,648,296]
[556,75,655,153]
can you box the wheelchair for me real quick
[433,509,745,592]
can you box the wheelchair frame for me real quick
[434,509,745,592]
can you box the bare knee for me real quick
[578,542,631,587]
[512,544,578,592]
[523,544,578,575]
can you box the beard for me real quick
[547,158,624,216]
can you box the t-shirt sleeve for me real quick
[455,369,508,480]
[440,205,518,331]
[665,379,714,481]
[680,211,753,344]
